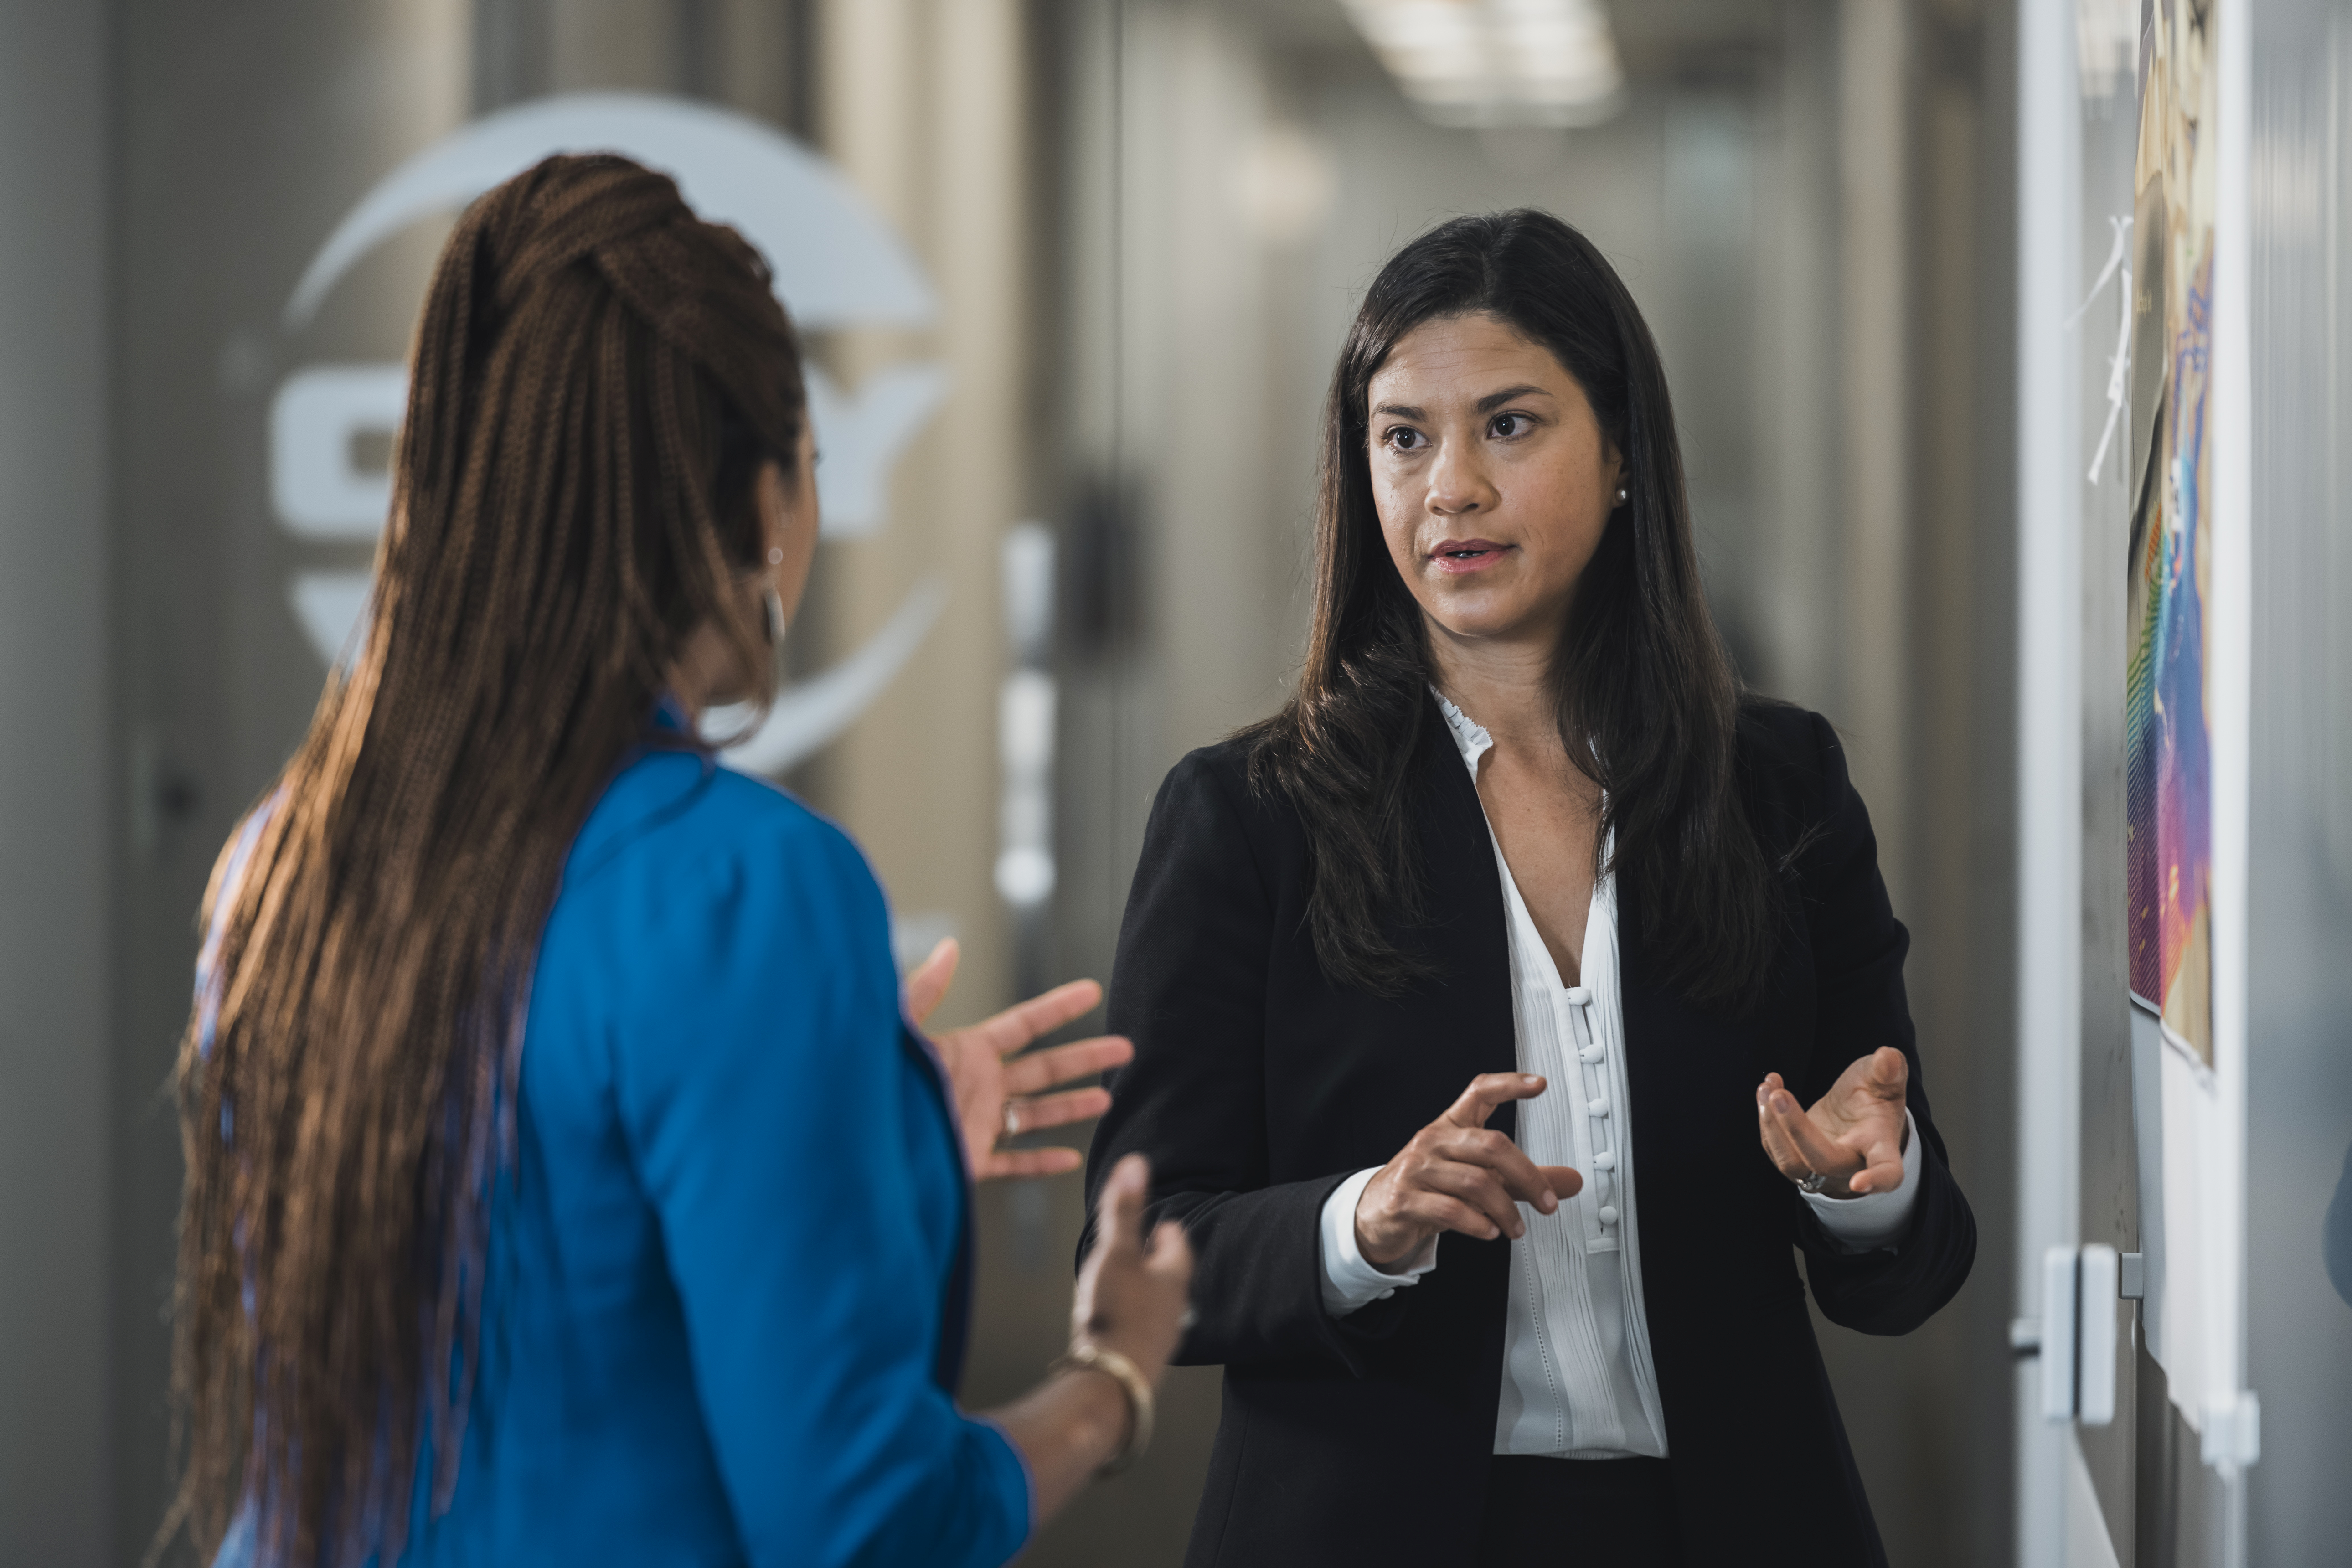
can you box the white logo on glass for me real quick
[271,93,946,774]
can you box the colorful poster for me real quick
[2125,0,2218,1065]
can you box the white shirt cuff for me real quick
[1802,1108,1924,1252]
[1318,1168,1441,1316]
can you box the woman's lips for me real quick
[1429,538,1514,575]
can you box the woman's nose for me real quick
[1426,444,1494,516]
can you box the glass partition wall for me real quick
[2247,1,2352,1557]
[97,2,2022,1563]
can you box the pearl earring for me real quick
[767,546,784,566]
[1614,486,1629,507]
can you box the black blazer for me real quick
[1083,696,1974,1568]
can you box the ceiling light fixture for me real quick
[1338,0,1626,129]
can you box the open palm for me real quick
[905,938,1134,1181]
[1755,1047,1910,1199]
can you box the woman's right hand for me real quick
[983,1155,1190,1520]
[1353,1073,1582,1268]
[1072,1153,1194,1382]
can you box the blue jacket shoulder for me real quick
[564,752,877,904]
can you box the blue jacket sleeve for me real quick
[604,799,1031,1568]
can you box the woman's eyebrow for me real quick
[1475,383,1553,413]
[1372,383,1554,421]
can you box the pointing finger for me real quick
[903,937,959,1025]
[1438,1127,1561,1214]
[1537,1165,1584,1202]
[1443,1073,1548,1130]
[1005,1087,1113,1132]
[977,979,1106,1057]
[1003,1035,1132,1096]
[1419,1163,1528,1238]
[1094,1152,1150,1259]
[1399,1191,1506,1243]
[982,1145,1085,1179]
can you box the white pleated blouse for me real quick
[1315,694,1922,1459]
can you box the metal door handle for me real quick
[2009,1244,2118,1425]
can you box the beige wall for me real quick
[812,0,1029,1022]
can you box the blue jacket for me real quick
[218,747,1032,1567]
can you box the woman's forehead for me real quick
[1369,315,1576,404]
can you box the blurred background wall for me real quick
[5,0,2259,1563]
[2245,1,2352,1557]
[0,4,115,1561]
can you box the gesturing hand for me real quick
[905,938,1135,1182]
[1755,1047,1911,1199]
[1353,1073,1584,1269]
[1071,1154,1194,1384]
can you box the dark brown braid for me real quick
[164,155,807,1566]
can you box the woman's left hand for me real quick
[906,938,1135,1181]
[1755,1047,1910,1199]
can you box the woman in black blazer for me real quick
[1083,211,1974,1568]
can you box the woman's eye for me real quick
[1489,412,1533,439]
[1383,426,1427,453]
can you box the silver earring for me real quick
[1614,486,1629,507]
[762,584,789,647]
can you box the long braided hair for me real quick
[167,155,807,1565]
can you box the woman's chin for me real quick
[1421,594,1567,649]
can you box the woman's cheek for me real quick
[1377,500,1420,570]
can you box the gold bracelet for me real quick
[1052,1341,1155,1476]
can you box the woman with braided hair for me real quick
[169,154,1190,1568]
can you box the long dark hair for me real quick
[167,155,807,1565]
[1247,208,1776,1008]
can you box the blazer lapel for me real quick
[1408,694,1521,1142]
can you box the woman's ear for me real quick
[1601,435,1629,506]
[756,461,791,561]
[759,436,822,625]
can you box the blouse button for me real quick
[1592,1151,1617,1171]
[1598,1205,1620,1225]
[1586,1094,1609,1117]
[1578,1045,1605,1064]
[1565,985,1592,1005]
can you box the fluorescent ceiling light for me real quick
[1340,0,1625,128]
